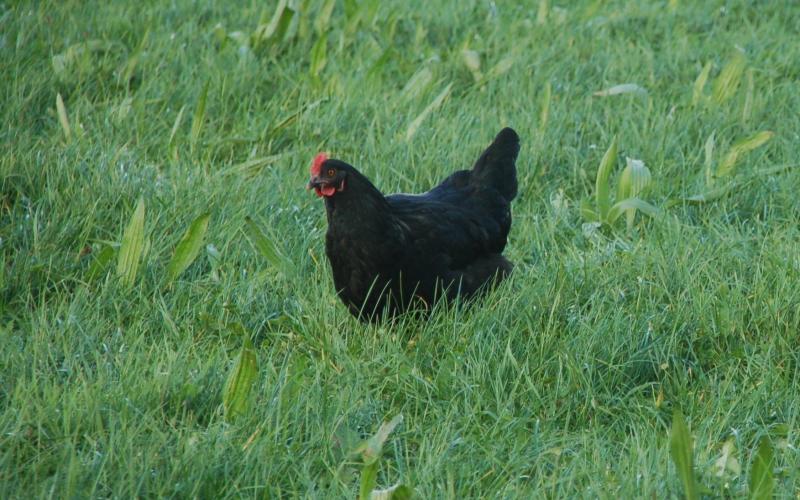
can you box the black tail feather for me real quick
[470,127,520,202]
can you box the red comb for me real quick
[310,152,328,176]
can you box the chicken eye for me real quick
[327,168,336,177]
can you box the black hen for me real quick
[308,127,520,321]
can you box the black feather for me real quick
[316,128,521,321]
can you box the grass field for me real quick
[2,0,799,497]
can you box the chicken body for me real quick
[309,128,520,321]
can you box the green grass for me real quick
[2,0,799,497]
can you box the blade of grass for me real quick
[406,83,452,141]
[539,81,551,131]
[742,68,754,123]
[243,216,288,272]
[120,29,149,87]
[266,98,325,138]
[704,131,716,186]
[218,154,283,178]
[168,105,186,162]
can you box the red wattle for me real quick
[315,185,336,197]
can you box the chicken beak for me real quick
[307,176,321,190]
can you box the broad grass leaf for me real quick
[310,34,327,77]
[607,198,659,224]
[268,99,325,137]
[360,462,378,500]
[401,68,433,102]
[617,158,651,200]
[344,0,378,37]
[595,136,618,219]
[244,216,288,271]
[753,163,799,177]
[370,483,412,500]
[56,93,71,141]
[119,29,149,87]
[116,197,146,287]
[749,437,774,500]
[712,51,746,104]
[716,131,773,178]
[253,0,294,46]
[461,49,482,82]
[713,438,741,478]
[212,23,227,45]
[223,339,258,422]
[579,197,599,222]
[190,82,209,152]
[593,83,647,97]
[670,409,699,500]
[111,97,133,125]
[406,83,452,141]
[227,31,250,50]
[314,0,336,33]
[51,40,114,80]
[684,182,738,204]
[166,212,210,283]
[537,0,549,24]
[366,47,394,81]
[87,244,117,281]
[356,414,404,466]
[356,415,404,500]
[219,154,282,178]
[692,62,712,106]
[616,159,653,229]
[487,57,513,80]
